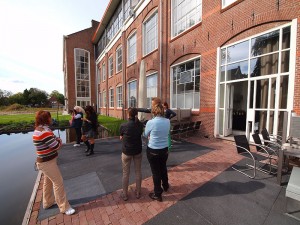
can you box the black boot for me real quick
[84,141,90,153]
[86,144,94,156]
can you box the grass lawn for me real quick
[0,112,126,135]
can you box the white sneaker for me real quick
[65,207,75,215]
[73,144,80,147]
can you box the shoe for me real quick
[65,207,75,215]
[86,151,94,156]
[73,144,80,147]
[163,185,169,192]
[149,193,162,202]
[121,193,128,201]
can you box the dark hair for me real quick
[35,111,51,127]
[128,107,140,123]
[85,105,95,117]
[163,102,169,109]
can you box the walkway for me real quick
[25,137,300,225]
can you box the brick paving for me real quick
[27,137,243,225]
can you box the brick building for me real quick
[64,0,300,139]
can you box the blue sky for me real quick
[0,0,109,95]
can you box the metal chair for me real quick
[193,121,201,135]
[170,124,181,141]
[179,122,189,139]
[252,133,279,158]
[186,121,195,136]
[232,135,272,179]
[261,128,283,147]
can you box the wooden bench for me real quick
[286,166,300,221]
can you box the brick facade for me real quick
[65,0,300,137]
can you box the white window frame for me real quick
[103,90,106,107]
[222,0,238,8]
[143,12,158,56]
[127,32,137,65]
[109,87,114,108]
[117,85,123,108]
[99,92,102,108]
[170,56,201,110]
[146,73,158,108]
[116,46,122,73]
[127,80,137,108]
[171,0,202,38]
[102,62,106,82]
[108,56,113,78]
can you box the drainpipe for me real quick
[159,0,163,98]
[94,45,99,113]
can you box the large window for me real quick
[109,88,114,108]
[172,0,202,37]
[127,33,137,65]
[102,62,106,82]
[171,58,200,109]
[117,85,123,108]
[103,90,106,107]
[128,80,137,107]
[143,12,158,55]
[222,0,237,8]
[146,74,158,108]
[116,46,122,73]
[108,56,113,78]
[219,25,292,136]
[75,49,90,98]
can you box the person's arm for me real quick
[143,120,152,137]
[74,113,82,119]
[137,108,151,113]
[169,109,177,119]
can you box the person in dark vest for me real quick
[119,108,144,200]
[82,106,98,156]
[73,106,84,147]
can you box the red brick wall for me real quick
[94,0,300,137]
[64,21,99,110]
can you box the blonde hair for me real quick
[151,97,164,117]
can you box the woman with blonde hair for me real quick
[72,106,85,147]
[32,111,75,215]
[144,97,170,202]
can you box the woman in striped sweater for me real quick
[32,111,75,216]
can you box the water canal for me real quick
[0,130,66,225]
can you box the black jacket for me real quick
[119,119,144,155]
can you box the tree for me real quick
[28,88,49,107]
[50,90,65,105]
[8,92,25,105]
[0,89,12,106]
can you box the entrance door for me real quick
[224,84,234,136]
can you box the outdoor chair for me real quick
[193,121,202,135]
[232,135,273,179]
[261,128,283,148]
[186,121,196,136]
[170,124,181,141]
[179,122,189,139]
[252,133,279,159]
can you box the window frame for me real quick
[222,0,238,9]
[109,87,114,108]
[127,80,137,108]
[116,85,123,108]
[102,62,106,82]
[146,73,158,108]
[143,11,158,56]
[127,32,137,65]
[116,46,123,73]
[108,55,113,78]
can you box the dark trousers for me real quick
[75,127,82,144]
[147,147,169,197]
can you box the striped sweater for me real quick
[33,126,62,162]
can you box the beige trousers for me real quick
[122,153,142,196]
[37,158,70,213]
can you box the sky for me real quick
[0,0,110,95]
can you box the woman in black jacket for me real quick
[81,106,98,156]
[119,108,144,200]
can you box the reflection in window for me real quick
[227,61,248,81]
[117,86,123,108]
[116,47,122,73]
[222,0,237,8]
[146,74,157,108]
[251,31,279,57]
[109,88,114,108]
[127,33,137,65]
[256,79,269,109]
[270,78,276,109]
[281,51,290,73]
[75,49,90,98]
[227,40,249,63]
[128,81,137,107]
[172,58,200,109]
[282,26,291,49]
[254,110,267,133]
[279,75,288,109]
[144,13,158,55]
[109,56,113,77]
[250,54,278,77]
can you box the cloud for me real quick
[12,80,25,84]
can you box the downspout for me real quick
[159,0,163,98]
[94,45,98,113]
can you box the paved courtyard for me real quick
[25,136,300,225]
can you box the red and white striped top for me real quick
[32,126,61,162]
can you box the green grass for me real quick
[0,113,127,137]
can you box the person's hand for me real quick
[120,136,123,140]
[56,137,62,143]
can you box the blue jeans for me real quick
[146,146,169,197]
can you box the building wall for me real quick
[64,20,99,111]
[69,0,300,137]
